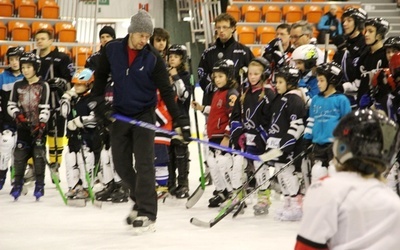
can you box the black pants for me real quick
[111,111,157,221]
[14,128,47,184]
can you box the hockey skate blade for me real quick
[92,200,102,209]
[67,199,86,207]
[232,202,246,218]
[186,185,205,209]
[132,224,156,235]
[190,217,211,228]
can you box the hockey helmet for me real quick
[167,44,188,61]
[384,36,400,50]
[333,109,400,168]
[19,52,41,73]
[341,7,368,31]
[316,62,343,87]
[72,68,94,86]
[212,59,235,80]
[275,66,301,87]
[365,18,390,40]
[250,57,272,81]
[390,52,400,80]
[6,46,25,58]
[291,44,318,70]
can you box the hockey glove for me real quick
[15,113,30,130]
[359,94,372,109]
[48,77,68,92]
[260,148,283,162]
[67,117,83,131]
[173,115,191,144]
[31,122,46,139]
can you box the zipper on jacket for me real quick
[126,68,129,76]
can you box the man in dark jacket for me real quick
[90,10,190,234]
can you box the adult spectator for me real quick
[317,4,343,44]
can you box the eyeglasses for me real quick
[289,34,306,40]
[215,26,232,31]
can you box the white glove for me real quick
[260,148,283,162]
[62,89,78,101]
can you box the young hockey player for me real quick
[303,62,351,184]
[291,44,320,107]
[384,36,400,62]
[296,109,400,250]
[230,57,275,215]
[150,28,170,62]
[7,52,50,200]
[192,59,239,207]
[166,44,191,199]
[264,66,307,221]
[60,68,97,200]
[0,46,24,190]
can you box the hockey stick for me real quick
[190,146,311,228]
[324,33,330,64]
[112,114,283,163]
[185,42,207,209]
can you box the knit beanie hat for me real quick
[128,9,154,35]
[99,26,116,39]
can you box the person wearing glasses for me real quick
[289,21,324,65]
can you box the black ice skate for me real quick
[208,189,229,208]
[132,216,156,235]
[110,182,129,203]
[175,185,189,199]
[95,181,115,201]
[10,182,23,200]
[33,182,45,201]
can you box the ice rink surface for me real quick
[0,141,299,250]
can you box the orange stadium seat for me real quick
[31,21,54,36]
[324,5,343,19]
[1,44,13,63]
[17,0,37,18]
[0,0,14,17]
[72,46,92,67]
[55,22,76,42]
[291,0,307,2]
[304,5,323,24]
[263,5,282,23]
[236,26,256,45]
[242,5,262,22]
[257,26,275,44]
[227,5,241,22]
[310,0,326,1]
[0,21,7,40]
[8,21,31,41]
[39,0,59,19]
[283,5,303,23]
[51,45,71,58]
[270,0,286,2]
[251,47,262,57]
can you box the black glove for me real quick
[88,96,114,125]
[173,115,191,144]
[336,83,344,93]
[332,35,346,51]
[31,122,46,139]
[47,78,68,92]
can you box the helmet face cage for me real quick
[212,59,235,81]
[333,109,400,167]
[275,66,301,87]
[390,52,400,80]
[250,57,272,81]
[342,7,368,30]
[365,18,390,40]
[6,46,25,58]
[316,62,343,86]
[384,36,400,50]
[19,52,41,73]
[72,68,94,86]
[167,44,187,61]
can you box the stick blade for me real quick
[186,185,205,209]
[190,217,211,228]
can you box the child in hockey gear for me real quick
[230,57,276,215]
[263,66,307,221]
[0,46,25,190]
[303,62,351,184]
[150,28,170,62]
[292,44,320,106]
[7,52,50,200]
[192,59,239,207]
[60,68,97,200]
[296,109,400,250]
[166,44,191,199]
[384,36,400,62]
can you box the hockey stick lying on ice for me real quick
[190,146,311,228]
[112,114,284,163]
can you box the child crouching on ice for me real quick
[192,59,239,207]
[7,52,50,200]
[59,68,97,200]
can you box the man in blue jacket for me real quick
[90,10,190,234]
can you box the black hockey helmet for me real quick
[365,17,390,40]
[19,52,41,73]
[212,59,235,81]
[333,109,400,168]
[341,7,368,31]
[390,52,400,80]
[167,44,187,61]
[384,36,400,50]
[250,57,271,81]
[316,62,343,87]
[6,46,25,58]
[275,66,301,87]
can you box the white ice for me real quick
[0,141,299,250]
